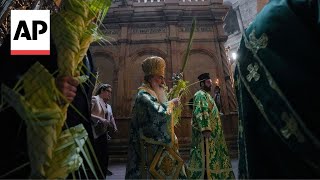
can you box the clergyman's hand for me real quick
[56,76,79,103]
[170,97,180,107]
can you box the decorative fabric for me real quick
[234,0,320,178]
[125,85,187,179]
[187,90,234,179]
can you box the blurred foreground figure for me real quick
[235,0,320,178]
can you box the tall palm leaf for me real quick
[167,18,196,126]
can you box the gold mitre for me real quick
[142,56,166,77]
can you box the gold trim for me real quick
[140,134,171,147]
[170,112,175,146]
[200,127,212,132]
[205,137,210,179]
[242,30,320,147]
[200,137,205,179]
[149,147,163,179]
[280,112,305,143]
[196,111,210,119]
[138,83,159,102]
[149,146,183,179]
[237,55,320,170]
[236,73,250,177]
[237,60,286,144]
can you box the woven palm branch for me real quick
[0,0,111,178]
[45,124,88,179]
[51,0,111,77]
[0,63,98,179]
[1,63,62,177]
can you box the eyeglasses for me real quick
[103,89,112,93]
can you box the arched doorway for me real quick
[182,49,218,114]
[92,52,117,108]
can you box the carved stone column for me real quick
[111,24,128,118]
[168,22,179,84]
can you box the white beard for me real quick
[152,82,168,104]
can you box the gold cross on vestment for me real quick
[246,63,260,82]
[280,112,305,143]
[244,29,268,56]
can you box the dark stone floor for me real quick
[107,158,239,179]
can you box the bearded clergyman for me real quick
[125,56,187,179]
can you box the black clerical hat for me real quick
[197,73,211,81]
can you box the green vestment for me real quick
[235,0,320,178]
[125,84,187,179]
[187,90,234,179]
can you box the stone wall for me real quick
[238,0,257,29]
[223,0,269,76]
[223,0,270,48]
[92,0,239,161]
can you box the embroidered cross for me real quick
[244,29,268,56]
[246,63,260,82]
[159,155,174,176]
[280,112,305,143]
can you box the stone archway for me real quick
[92,50,118,108]
[181,48,218,113]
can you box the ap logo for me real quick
[10,10,50,55]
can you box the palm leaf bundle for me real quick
[167,18,196,126]
[167,76,189,126]
[51,1,111,124]
[0,0,112,178]
[51,0,111,77]
[45,123,88,179]
[3,62,62,178]
[0,63,92,178]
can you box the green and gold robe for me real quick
[187,90,234,179]
[234,0,320,178]
[125,84,187,179]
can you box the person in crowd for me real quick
[103,84,118,174]
[91,83,113,177]
[125,56,187,179]
[187,73,234,179]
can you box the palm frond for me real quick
[167,18,196,127]
[181,17,196,73]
